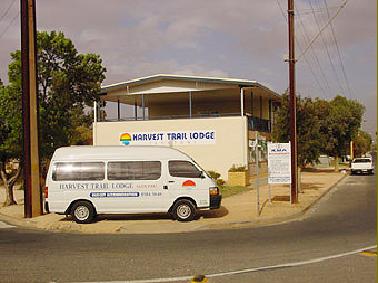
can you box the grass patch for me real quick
[220,185,253,198]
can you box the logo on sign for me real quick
[120,133,132,145]
[182,180,196,187]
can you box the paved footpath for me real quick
[0,169,346,234]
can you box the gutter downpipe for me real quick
[93,100,97,145]
[240,86,248,168]
[240,87,244,116]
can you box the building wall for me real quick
[94,116,248,179]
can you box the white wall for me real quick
[94,116,248,179]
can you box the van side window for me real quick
[169,161,202,178]
[108,161,161,180]
[52,162,105,181]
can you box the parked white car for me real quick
[350,158,374,175]
[45,146,221,224]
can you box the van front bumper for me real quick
[210,195,222,209]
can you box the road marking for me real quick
[73,245,377,283]
[0,220,15,229]
[359,249,377,257]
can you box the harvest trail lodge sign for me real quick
[120,130,216,145]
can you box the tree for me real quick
[0,78,22,206]
[317,96,365,171]
[354,130,372,157]
[0,30,106,206]
[273,94,322,167]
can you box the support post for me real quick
[141,94,145,120]
[269,99,272,133]
[189,91,192,119]
[21,0,41,218]
[250,91,254,117]
[259,96,262,119]
[117,99,120,121]
[134,99,137,120]
[288,0,298,204]
[256,132,260,216]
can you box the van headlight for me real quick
[209,187,220,196]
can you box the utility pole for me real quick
[288,0,298,204]
[21,0,42,217]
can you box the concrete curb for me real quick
[299,173,348,214]
[197,173,349,231]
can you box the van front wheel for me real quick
[172,200,196,221]
[71,201,95,224]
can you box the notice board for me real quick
[267,142,291,184]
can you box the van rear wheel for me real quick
[172,200,196,221]
[71,201,95,224]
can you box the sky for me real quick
[0,0,376,137]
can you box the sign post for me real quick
[255,133,260,216]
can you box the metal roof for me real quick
[100,74,280,98]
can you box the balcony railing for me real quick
[98,112,242,122]
[98,111,272,133]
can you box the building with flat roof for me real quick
[94,74,281,179]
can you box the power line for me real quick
[0,0,17,23]
[0,11,19,41]
[275,0,327,96]
[297,0,348,60]
[296,4,345,16]
[308,0,345,96]
[323,0,353,98]
[296,5,332,95]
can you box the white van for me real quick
[45,146,221,224]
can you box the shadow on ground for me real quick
[271,196,290,202]
[58,206,229,223]
[301,182,322,191]
[199,206,229,218]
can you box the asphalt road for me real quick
[0,174,376,283]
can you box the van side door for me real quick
[107,160,168,212]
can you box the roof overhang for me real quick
[100,74,281,102]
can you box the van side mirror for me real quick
[200,171,206,179]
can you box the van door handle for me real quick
[168,180,175,183]
[163,185,168,190]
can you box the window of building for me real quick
[169,160,202,178]
[108,161,161,180]
[52,162,105,181]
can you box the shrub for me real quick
[207,170,220,180]
[207,170,225,187]
[228,164,247,172]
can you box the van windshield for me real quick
[190,159,209,178]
